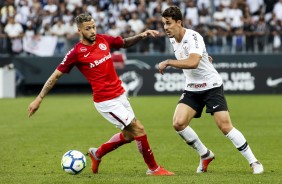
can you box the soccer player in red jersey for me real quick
[27,13,174,176]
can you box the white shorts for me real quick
[94,93,135,130]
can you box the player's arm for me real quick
[158,53,201,74]
[122,30,159,48]
[28,69,63,117]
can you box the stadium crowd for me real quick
[0,0,282,56]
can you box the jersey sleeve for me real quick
[188,32,205,56]
[100,34,124,49]
[57,48,77,73]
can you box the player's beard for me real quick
[82,33,96,44]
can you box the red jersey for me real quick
[57,34,125,102]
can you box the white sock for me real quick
[226,127,257,164]
[177,126,208,156]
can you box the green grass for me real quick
[0,94,282,184]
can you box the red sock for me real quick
[134,134,158,171]
[96,133,131,158]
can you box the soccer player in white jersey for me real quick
[158,6,263,174]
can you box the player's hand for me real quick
[28,97,42,118]
[158,60,170,75]
[140,30,159,38]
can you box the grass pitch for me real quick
[0,94,281,184]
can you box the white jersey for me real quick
[170,28,222,91]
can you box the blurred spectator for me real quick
[121,0,137,13]
[214,0,232,10]
[151,2,163,23]
[254,16,267,52]
[51,19,67,55]
[246,0,264,22]
[107,23,121,37]
[0,0,281,55]
[137,2,150,22]
[213,4,228,30]
[24,21,36,37]
[197,0,211,25]
[0,24,8,54]
[65,19,79,51]
[4,17,24,55]
[244,15,256,52]
[152,21,166,53]
[121,25,137,53]
[269,16,282,52]
[213,26,227,54]
[264,0,278,22]
[273,0,282,21]
[108,0,122,18]
[15,0,31,31]
[39,23,52,36]
[232,27,245,53]
[62,9,74,24]
[226,2,244,31]
[43,0,58,16]
[66,0,82,12]
[0,0,16,25]
[127,12,145,34]
[116,15,127,33]
[184,0,199,28]
[31,0,42,15]
[41,10,53,28]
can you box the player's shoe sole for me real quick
[196,150,215,173]
[87,147,101,174]
[146,166,175,176]
[251,161,264,174]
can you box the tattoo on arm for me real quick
[39,74,60,99]
[123,34,145,48]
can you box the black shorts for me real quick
[178,85,228,118]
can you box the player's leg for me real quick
[208,86,263,174]
[90,94,174,175]
[174,91,214,173]
[124,118,174,176]
[88,95,135,173]
[213,111,263,174]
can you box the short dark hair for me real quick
[161,6,183,22]
[75,13,93,26]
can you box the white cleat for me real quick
[196,150,215,173]
[251,161,264,174]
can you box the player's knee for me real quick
[128,119,145,136]
[217,120,233,135]
[173,117,187,131]
[121,131,134,142]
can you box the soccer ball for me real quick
[61,150,86,175]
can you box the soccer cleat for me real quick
[251,161,264,174]
[196,150,215,173]
[87,147,101,174]
[146,166,175,176]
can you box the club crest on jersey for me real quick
[99,43,107,50]
[80,47,87,52]
[183,45,189,56]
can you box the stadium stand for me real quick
[0,0,281,56]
